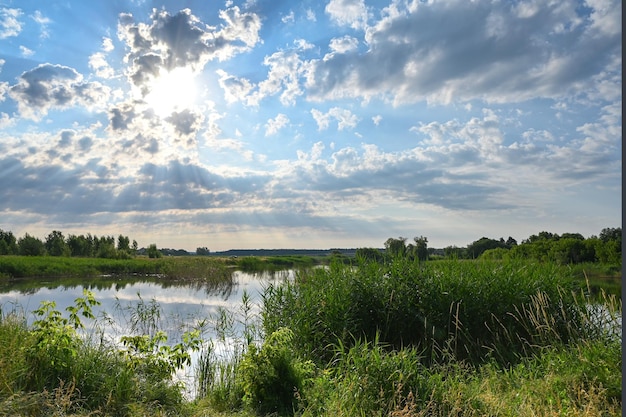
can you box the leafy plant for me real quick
[120,329,201,383]
[239,327,314,415]
[27,290,100,388]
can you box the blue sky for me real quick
[0,0,621,251]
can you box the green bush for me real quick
[0,292,194,416]
[238,327,314,415]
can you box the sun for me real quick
[144,67,198,117]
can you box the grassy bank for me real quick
[0,255,233,281]
[233,255,320,272]
[0,255,327,280]
[199,259,621,416]
[0,259,621,416]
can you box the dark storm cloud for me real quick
[8,64,110,119]
[0,157,91,214]
[137,160,269,194]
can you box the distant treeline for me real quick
[0,230,144,259]
[363,228,622,266]
[0,227,621,266]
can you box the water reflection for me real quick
[0,269,296,349]
[0,269,295,397]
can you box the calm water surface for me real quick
[0,270,294,397]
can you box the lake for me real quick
[0,269,295,397]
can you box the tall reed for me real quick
[262,258,580,366]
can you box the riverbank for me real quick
[0,255,326,280]
[0,258,620,416]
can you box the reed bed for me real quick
[262,259,582,365]
[0,258,620,416]
[0,255,232,281]
[254,258,621,416]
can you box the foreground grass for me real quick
[0,296,193,416]
[199,259,621,416]
[0,259,621,416]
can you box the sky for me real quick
[0,0,621,251]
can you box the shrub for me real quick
[238,327,314,415]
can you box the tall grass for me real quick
[262,259,581,366]
[0,258,620,416]
[295,278,622,417]
[235,255,317,272]
[0,255,233,281]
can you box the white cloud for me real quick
[310,109,331,131]
[30,10,51,39]
[372,115,382,125]
[9,64,111,120]
[586,0,621,36]
[220,50,306,106]
[0,7,22,39]
[265,113,289,136]
[102,37,115,52]
[294,38,314,51]
[0,112,12,128]
[311,107,359,131]
[306,9,316,22]
[19,45,34,57]
[89,52,115,79]
[117,7,262,97]
[0,81,7,102]
[328,35,359,54]
[216,69,254,104]
[281,11,294,24]
[325,0,368,30]
[304,0,621,105]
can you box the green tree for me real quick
[147,243,162,258]
[466,237,507,259]
[384,237,407,258]
[66,234,93,257]
[117,234,131,253]
[599,227,621,243]
[549,238,595,264]
[0,229,18,255]
[413,236,429,261]
[96,236,116,258]
[355,247,384,262]
[523,231,559,244]
[593,237,621,265]
[45,230,70,257]
[196,247,210,256]
[561,232,585,240]
[18,233,45,256]
[444,245,464,259]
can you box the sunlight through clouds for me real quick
[144,67,198,117]
[0,0,620,251]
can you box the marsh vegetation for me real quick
[0,254,620,416]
